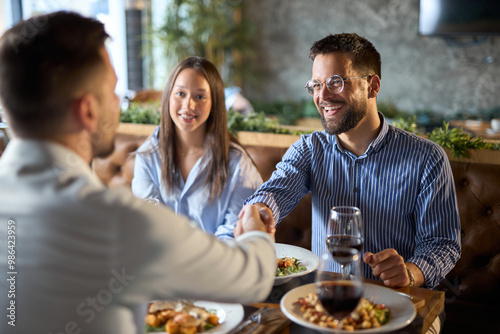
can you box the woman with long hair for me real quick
[132,57,262,239]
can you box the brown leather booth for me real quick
[93,133,500,334]
[437,161,500,334]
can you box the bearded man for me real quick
[242,33,460,292]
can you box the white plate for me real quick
[147,301,244,334]
[280,283,416,333]
[274,243,320,286]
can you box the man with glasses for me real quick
[242,33,460,291]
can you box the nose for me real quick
[183,95,195,110]
[317,82,332,100]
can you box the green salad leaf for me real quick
[375,307,390,324]
[276,257,307,277]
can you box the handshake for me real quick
[234,204,276,239]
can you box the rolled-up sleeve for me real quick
[410,146,461,288]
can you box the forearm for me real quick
[244,141,312,223]
[413,148,461,287]
[409,239,461,288]
[119,202,275,304]
[245,193,281,222]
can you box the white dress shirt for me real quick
[0,139,275,334]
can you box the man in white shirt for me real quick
[0,11,275,334]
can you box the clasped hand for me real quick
[233,204,276,239]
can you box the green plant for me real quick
[250,99,319,126]
[155,0,256,85]
[120,101,161,125]
[227,109,311,136]
[392,115,418,134]
[427,122,496,159]
[251,100,300,125]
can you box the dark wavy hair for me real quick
[309,33,381,79]
[159,57,231,201]
[0,11,109,136]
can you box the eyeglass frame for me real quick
[304,75,372,96]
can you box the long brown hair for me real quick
[159,57,229,201]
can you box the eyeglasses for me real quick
[304,75,371,96]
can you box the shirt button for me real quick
[353,188,359,192]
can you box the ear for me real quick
[71,94,99,132]
[368,75,381,99]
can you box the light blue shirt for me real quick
[245,114,461,288]
[132,127,263,239]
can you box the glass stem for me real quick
[340,264,348,280]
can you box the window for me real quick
[1,0,128,95]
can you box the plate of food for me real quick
[145,300,244,333]
[274,243,320,286]
[280,283,416,333]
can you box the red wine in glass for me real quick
[317,281,363,319]
[326,235,363,264]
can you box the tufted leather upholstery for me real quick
[93,133,500,333]
[445,161,500,302]
[438,161,500,334]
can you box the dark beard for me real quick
[321,101,367,135]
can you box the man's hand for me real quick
[233,205,275,240]
[251,203,276,234]
[234,204,275,238]
[363,249,422,287]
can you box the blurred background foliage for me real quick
[120,101,161,125]
[119,98,500,158]
[227,109,312,135]
[154,0,256,86]
[250,99,318,125]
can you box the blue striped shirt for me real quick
[245,114,461,288]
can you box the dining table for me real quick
[239,271,444,334]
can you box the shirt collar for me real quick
[366,112,390,154]
[2,138,98,184]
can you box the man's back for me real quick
[0,139,275,333]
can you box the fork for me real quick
[228,306,267,334]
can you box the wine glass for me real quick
[326,206,363,278]
[315,249,363,319]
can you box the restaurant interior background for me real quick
[0,0,499,130]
